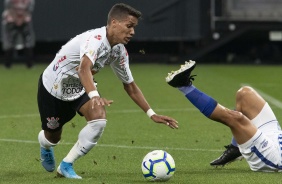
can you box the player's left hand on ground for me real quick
[151,114,178,129]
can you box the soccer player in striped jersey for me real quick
[37,3,178,179]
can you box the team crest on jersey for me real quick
[46,117,60,129]
[94,35,102,40]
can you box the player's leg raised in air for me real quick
[166,61,282,172]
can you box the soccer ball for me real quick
[141,150,175,182]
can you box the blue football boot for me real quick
[57,161,82,179]
[40,147,55,172]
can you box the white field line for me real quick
[0,138,222,152]
[0,108,197,119]
[240,83,282,109]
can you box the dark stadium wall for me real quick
[6,0,251,64]
[0,0,205,42]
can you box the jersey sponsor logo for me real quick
[53,55,67,71]
[94,35,102,40]
[53,63,59,71]
[46,117,60,129]
[62,83,83,94]
[61,75,83,98]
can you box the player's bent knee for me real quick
[85,107,106,120]
[44,130,62,144]
[80,100,107,119]
[92,105,106,117]
[236,86,254,101]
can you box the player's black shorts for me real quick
[37,74,90,132]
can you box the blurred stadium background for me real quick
[1,0,282,65]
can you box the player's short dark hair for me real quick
[107,3,142,24]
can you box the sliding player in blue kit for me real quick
[166,60,282,172]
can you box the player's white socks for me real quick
[38,130,57,149]
[63,119,107,163]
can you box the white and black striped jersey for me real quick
[42,26,134,101]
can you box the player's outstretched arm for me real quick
[151,114,178,129]
[123,82,178,129]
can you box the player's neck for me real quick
[106,26,117,47]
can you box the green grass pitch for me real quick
[1,63,282,184]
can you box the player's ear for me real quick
[111,19,118,28]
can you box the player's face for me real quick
[114,15,138,44]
